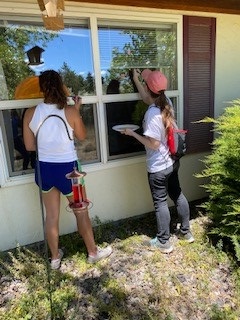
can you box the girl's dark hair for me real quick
[147,86,175,134]
[39,70,67,109]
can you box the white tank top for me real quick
[29,102,77,162]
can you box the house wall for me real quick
[215,16,240,117]
[0,1,240,251]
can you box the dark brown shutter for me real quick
[183,16,216,153]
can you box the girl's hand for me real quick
[133,69,141,82]
[122,128,134,136]
[73,96,82,110]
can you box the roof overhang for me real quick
[67,0,240,15]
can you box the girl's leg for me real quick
[42,188,61,260]
[67,183,112,262]
[67,187,97,256]
[74,209,97,256]
[168,161,190,233]
[148,166,173,243]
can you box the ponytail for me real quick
[148,87,175,134]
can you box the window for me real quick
[106,100,146,158]
[75,104,100,164]
[0,108,36,174]
[98,23,177,93]
[0,20,99,176]
[0,15,180,179]
[0,103,99,176]
[0,21,95,99]
[98,22,178,159]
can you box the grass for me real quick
[0,202,240,320]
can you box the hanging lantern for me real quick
[65,167,90,211]
[37,0,65,31]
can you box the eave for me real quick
[67,0,240,15]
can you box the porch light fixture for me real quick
[37,0,65,31]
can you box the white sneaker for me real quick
[50,249,64,270]
[87,246,112,263]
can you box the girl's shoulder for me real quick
[25,105,36,117]
[147,105,161,115]
[24,106,37,124]
[65,105,79,117]
[64,105,80,126]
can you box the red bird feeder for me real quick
[65,167,89,211]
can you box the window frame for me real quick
[0,10,183,186]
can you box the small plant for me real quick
[0,247,78,320]
[196,100,240,261]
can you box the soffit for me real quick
[66,0,240,15]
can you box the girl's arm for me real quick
[23,107,36,151]
[71,96,86,141]
[132,69,153,105]
[123,128,160,150]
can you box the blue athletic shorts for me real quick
[35,160,84,195]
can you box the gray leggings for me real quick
[148,161,190,243]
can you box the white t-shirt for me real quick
[29,102,77,162]
[143,104,173,173]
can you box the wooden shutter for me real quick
[183,16,216,153]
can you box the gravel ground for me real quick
[60,227,237,319]
[0,204,239,320]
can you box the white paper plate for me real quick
[112,124,140,132]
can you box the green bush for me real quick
[197,100,240,261]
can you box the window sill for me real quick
[0,155,146,187]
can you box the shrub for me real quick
[196,100,240,261]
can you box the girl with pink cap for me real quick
[123,69,194,253]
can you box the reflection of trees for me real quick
[59,63,95,96]
[0,25,56,99]
[59,62,84,95]
[84,72,94,95]
[0,24,95,99]
[1,24,176,99]
[104,28,177,92]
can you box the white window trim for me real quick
[0,4,183,187]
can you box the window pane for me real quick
[0,103,99,177]
[0,108,34,175]
[75,104,100,163]
[106,100,146,158]
[0,20,95,100]
[98,23,177,94]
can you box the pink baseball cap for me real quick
[141,69,168,94]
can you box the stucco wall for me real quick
[0,154,207,251]
[215,15,240,116]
